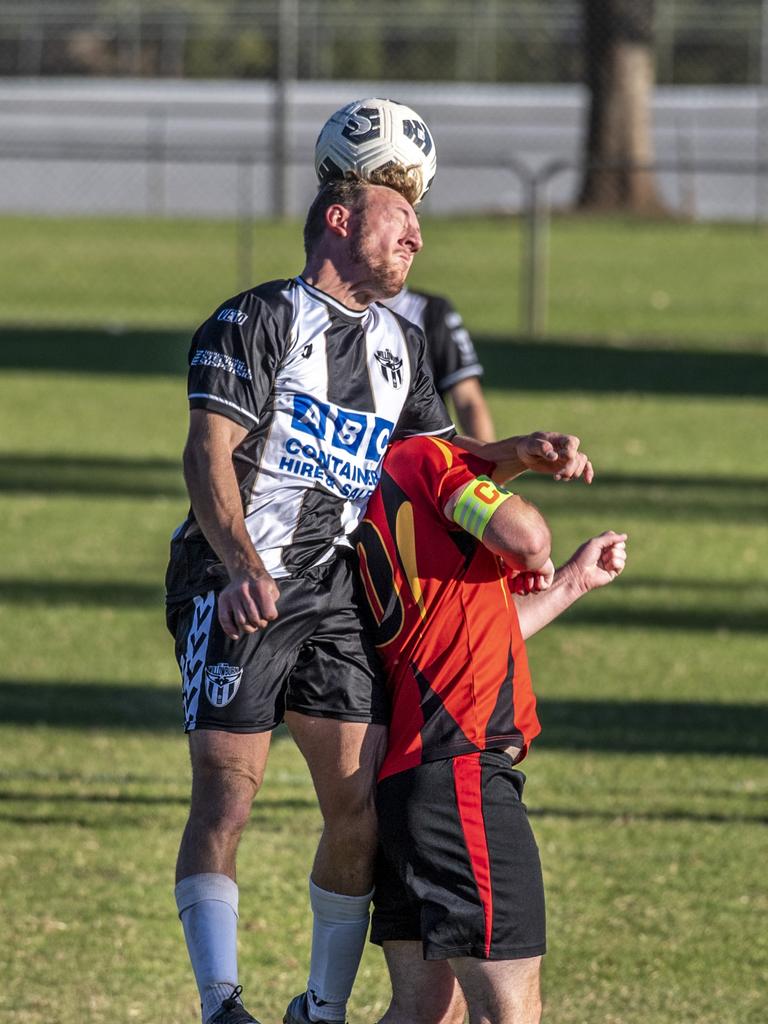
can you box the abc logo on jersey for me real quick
[291,393,393,464]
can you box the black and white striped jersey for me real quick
[381,287,484,396]
[165,276,454,600]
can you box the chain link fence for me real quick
[3,138,767,342]
[2,2,768,344]
[3,1,768,85]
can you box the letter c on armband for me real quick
[452,475,513,541]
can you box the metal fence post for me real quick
[759,0,768,223]
[521,168,550,338]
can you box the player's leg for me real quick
[175,729,272,1024]
[450,956,542,1024]
[370,823,466,1023]
[444,752,545,1024]
[169,585,306,1024]
[374,753,545,1024]
[377,941,466,1024]
[177,728,271,879]
[287,714,385,893]
[283,713,386,1023]
[281,552,390,1024]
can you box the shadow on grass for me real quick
[1,327,766,397]
[557,606,767,633]
[1,682,765,756]
[3,577,765,634]
[516,472,768,524]
[534,698,767,756]
[0,453,185,498]
[0,804,317,828]
[0,684,292,740]
[11,575,755,605]
[0,791,316,809]
[0,328,189,376]
[1,454,765,527]
[530,806,768,826]
[0,579,164,606]
[475,337,768,397]
[1,802,764,829]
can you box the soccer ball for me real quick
[314,97,437,204]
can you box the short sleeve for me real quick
[187,286,289,430]
[391,320,455,441]
[423,294,484,394]
[385,435,495,522]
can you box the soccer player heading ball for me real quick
[168,91,593,1024]
[315,97,437,205]
[315,98,496,442]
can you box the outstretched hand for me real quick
[517,432,594,483]
[566,531,628,592]
[510,531,628,639]
[217,571,280,640]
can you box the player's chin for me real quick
[377,266,409,298]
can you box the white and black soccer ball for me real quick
[314,97,437,204]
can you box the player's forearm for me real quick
[183,444,267,582]
[450,380,496,442]
[452,434,527,482]
[456,403,496,443]
[513,563,586,640]
[483,496,551,571]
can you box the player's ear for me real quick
[325,203,352,238]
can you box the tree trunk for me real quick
[578,0,666,214]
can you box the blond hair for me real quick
[303,169,421,256]
[364,164,423,208]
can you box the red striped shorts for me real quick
[371,750,546,960]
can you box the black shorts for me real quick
[371,750,546,961]
[166,552,388,732]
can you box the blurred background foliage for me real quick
[2,0,768,84]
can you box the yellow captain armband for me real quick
[452,475,514,541]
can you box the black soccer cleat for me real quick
[207,985,261,1024]
[283,992,346,1024]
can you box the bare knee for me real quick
[381,943,465,1024]
[288,716,383,890]
[324,784,377,838]
[311,791,379,892]
[187,732,269,835]
[382,992,466,1024]
[453,955,541,1024]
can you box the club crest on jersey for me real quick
[204,663,243,707]
[374,349,404,389]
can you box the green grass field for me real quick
[1,215,767,1023]
[2,214,768,348]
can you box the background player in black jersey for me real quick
[167,169,595,1024]
[355,436,627,1024]
[382,287,496,441]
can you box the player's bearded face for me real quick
[350,200,418,299]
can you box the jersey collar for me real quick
[295,276,370,322]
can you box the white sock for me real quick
[175,872,241,1024]
[305,878,373,1023]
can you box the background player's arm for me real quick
[449,377,496,442]
[183,409,279,639]
[443,482,551,572]
[513,531,628,640]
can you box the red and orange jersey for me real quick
[356,434,541,782]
